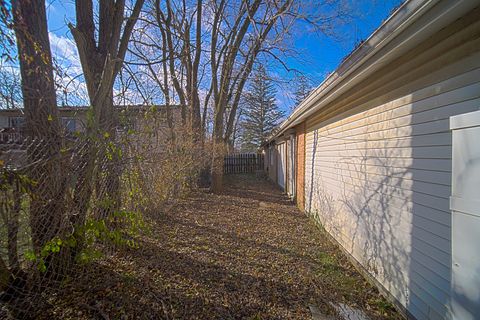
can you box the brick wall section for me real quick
[295,122,306,211]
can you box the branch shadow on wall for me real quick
[304,107,452,319]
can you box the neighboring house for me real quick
[0,106,86,143]
[0,107,87,137]
[264,1,480,319]
[0,105,180,144]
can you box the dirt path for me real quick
[42,174,401,319]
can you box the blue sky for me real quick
[6,0,404,111]
[273,0,403,110]
[285,1,403,82]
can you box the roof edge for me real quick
[269,0,474,141]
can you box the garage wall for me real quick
[286,137,294,197]
[267,144,277,183]
[304,12,480,320]
[276,142,286,190]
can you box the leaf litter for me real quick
[36,174,402,320]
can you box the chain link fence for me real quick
[0,115,208,318]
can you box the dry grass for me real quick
[31,174,401,319]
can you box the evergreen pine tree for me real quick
[239,64,284,152]
[293,74,312,108]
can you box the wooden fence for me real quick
[224,153,264,174]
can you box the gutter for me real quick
[269,0,475,141]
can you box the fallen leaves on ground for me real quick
[36,174,402,319]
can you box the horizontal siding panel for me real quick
[316,165,450,194]
[409,293,430,320]
[306,51,480,130]
[306,99,480,150]
[412,236,452,269]
[414,221,451,245]
[305,156,452,172]
[410,271,450,309]
[411,249,451,281]
[305,132,452,150]
[306,175,436,215]
[410,260,451,293]
[311,97,477,147]
[309,187,452,228]
[306,170,450,212]
[400,121,453,140]
[312,173,451,230]
[316,167,451,199]
[414,215,450,239]
[310,145,452,159]
[306,160,452,186]
[410,282,449,317]
[309,83,480,136]
[306,119,452,147]
[412,225,450,254]
[413,203,451,226]
[412,192,451,213]
[407,97,480,125]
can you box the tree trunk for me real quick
[210,152,224,194]
[69,0,144,230]
[13,0,64,261]
[96,91,121,220]
[210,107,225,193]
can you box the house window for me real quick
[62,118,77,133]
[9,117,25,129]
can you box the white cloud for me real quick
[48,32,89,105]
[49,32,81,70]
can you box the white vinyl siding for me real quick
[304,53,480,320]
[287,137,295,197]
[276,142,286,189]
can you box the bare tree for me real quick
[208,0,296,192]
[142,0,291,191]
[0,0,15,62]
[68,0,145,227]
[151,0,203,136]
[69,0,145,135]
[125,13,179,143]
[116,0,349,192]
[0,64,22,109]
